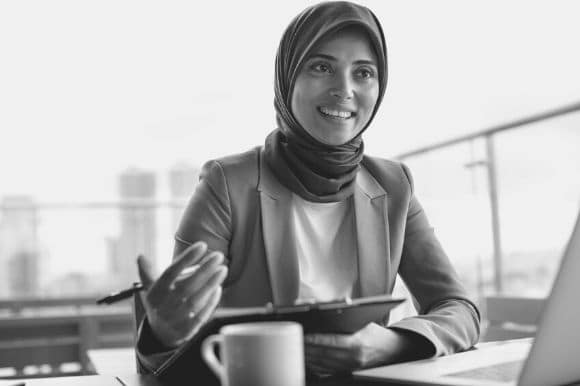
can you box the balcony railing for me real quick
[0,297,134,378]
[394,100,580,294]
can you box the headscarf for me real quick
[264,1,388,203]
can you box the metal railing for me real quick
[394,100,580,293]
[0,298,134,378]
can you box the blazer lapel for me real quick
[354,166,391,297]
[258,151,299,305]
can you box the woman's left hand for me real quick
[304,323,402,375]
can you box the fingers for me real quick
[171,285,224,345]
[157,242,208,287]
[306,346,353,373]
[305,334,358,373]
[189,286,223,335]
[305,333,349,348]
[184,264,228,306]
[137,255,155,288]
[174,251,225,295]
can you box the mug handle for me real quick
[201,334,225,380]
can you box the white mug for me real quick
[201,321,305,386]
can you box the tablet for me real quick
[213,294,405,334]
[154,295,405,376]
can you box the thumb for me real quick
[137,255,155,288]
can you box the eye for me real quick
[310,62,332,74]
[356,67,376,80]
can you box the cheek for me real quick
[357,85,379,123]
[292,80,322,117]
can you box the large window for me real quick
[1,1,580,301]
[401,112,580,299]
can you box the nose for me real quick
[329,72,354,101]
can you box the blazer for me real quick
[136,146,481,384]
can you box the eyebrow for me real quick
[308,53,377,66]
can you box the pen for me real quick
[96,261,202,305]
[96,282,144,305]
[97,243,208,305]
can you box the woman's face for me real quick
[291,27,379,146]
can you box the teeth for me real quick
[320,107,352,118]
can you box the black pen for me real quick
[96,282,144,305]
[96,260,203,305]
[97,243,211,305]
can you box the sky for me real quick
[0,1,579,288]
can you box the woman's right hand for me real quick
[137,241,228,349]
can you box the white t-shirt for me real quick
[291,193,358,302]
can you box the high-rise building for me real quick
[0,196,40,297]
[168,163,199,231]
[110,169,157,285]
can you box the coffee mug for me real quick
[201,321,305,386]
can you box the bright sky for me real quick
[0,1,579,286]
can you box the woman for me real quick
[135,1,480,382]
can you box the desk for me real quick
[82,340,536,386]
[87,348,136,375]
[86,348,392,385]
[2,375,162,386]
[5,374,394,386]
[87,341,526,375]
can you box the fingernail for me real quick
[217,266,228,280]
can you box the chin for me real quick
[321,132,356,146]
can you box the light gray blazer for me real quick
[137,146,480,376]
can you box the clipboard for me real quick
[154,294,405,376]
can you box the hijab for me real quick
[264,1,388,203]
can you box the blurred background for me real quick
[0,0,579,378]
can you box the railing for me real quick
[0,298,134,378]
[394,101,580,297]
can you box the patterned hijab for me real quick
[264,1,388,203]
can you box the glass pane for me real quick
[493,112,580,296]
[399,111,580,300]
[401,139,493,299]
[0,166,198,299]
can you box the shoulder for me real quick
[362,154,415,195]
[200,146,262,191]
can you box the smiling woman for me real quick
[291,26,380,146]
[133,1,480,384]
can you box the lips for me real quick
[317,106,356,120]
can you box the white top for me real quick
[291,193,358,302]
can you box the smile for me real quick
[317,106,355,120]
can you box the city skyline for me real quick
[0,164,199,298]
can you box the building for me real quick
[168,163,199,231]
[109,169,157,285]
[0,196,40,297]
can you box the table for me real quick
[87,348,137,375]
[1,375,162,386]
[87,341,529,376]
[4,374,396,386]
[54,340,539,386]
[86,348,393,385]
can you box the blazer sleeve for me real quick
[388,163,481,357]
[135,159,232,383]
